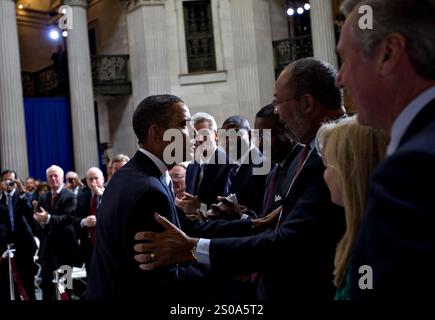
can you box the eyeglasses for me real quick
[272,93,307,108]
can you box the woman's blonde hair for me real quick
[316,116,389,288]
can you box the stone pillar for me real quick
[310,0,338,68]
[125,0,170,108]
[230,0,275,125]
[64,0,99,177]
[0,0,29,178]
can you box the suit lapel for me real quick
[285,150,317,201]
[135,150,181,228]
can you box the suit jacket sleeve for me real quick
[46,192,77,227]
[208,163,344,276]
[125,189,181,290]
[182,216,254,239]
[16,195,33,220]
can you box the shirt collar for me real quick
[197,145,217,165]
[139,148,171,185]
[4,189,16,198]
[52,185,64,195]
[387,86,435,156]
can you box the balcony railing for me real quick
[91,55,131,95]
[272,35,313,78]
[22,55,131,97]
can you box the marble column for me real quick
[0,0,29,178]
[64,0,99,177]
[310,0,338,68]
[125,0,170,108]
[230,0,275,125]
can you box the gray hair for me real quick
[86,167,104,178]
[191,112,217,132]
[112,153,130,164]
[46,165,64,178]
[341,0,435,80]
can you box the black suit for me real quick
[0,192,37,300]
[206,149,345,300]
[261,144,303,216]
[37,187,78,300]
[185,148,232,207]
[73,187,101,275]
[86,150,188,300]
[225,148,267,213]
[350,98,435,300]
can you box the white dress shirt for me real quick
[139,148,171,186]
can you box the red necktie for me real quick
[89,194,97,245]
[264,165,280,212]
[295,144,311,177]
[274,144,311,233]
[50,192,58,209]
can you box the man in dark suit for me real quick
[207,105,301,221]
[73,167,105,276]
[254,104,300,216]
[33,165,78,300]
[0,170,36,300]
[134,58,347,300]
[338,0,435,300]
[177,112,232,217]
[219,116,267,214]
[85,94,196,300]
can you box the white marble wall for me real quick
[87,0,129,54]
[107,96,137,158]
[0,0,29,178]
[166,0,276,127]
[65,0,99,177]
[88,0,285,150]
[167,0,240,127]
[87,0,136,157]
[270,0,289,41]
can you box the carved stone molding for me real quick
[62,0,88,8]
[119,0,166,11]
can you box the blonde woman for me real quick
[316,116,389,300]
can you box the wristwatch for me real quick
[190,239,199,261]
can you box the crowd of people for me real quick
[1,0,434,302]
[0,155,129,300]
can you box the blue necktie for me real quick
[224,165,238,196]
[195,164,205,194]
[168,178,175,201]
[166,178,181,228]
[7,194,15,232]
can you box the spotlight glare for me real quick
[297,7,304,14]
[18,4,24,9]
[49,30,60,40]
[62,31,68,38]
[287,8,295,16]
[304,3,311,10]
